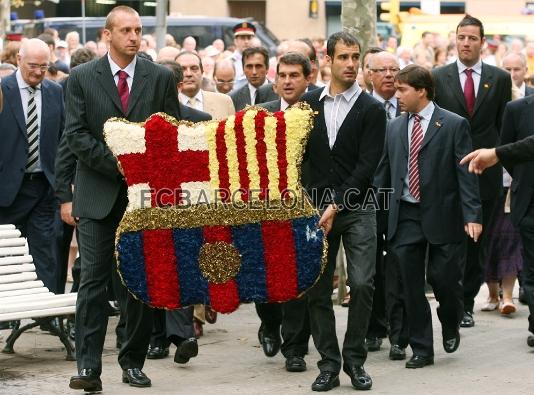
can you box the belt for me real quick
[23,172,46,181]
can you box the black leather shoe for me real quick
[405,355,434,369]
[343,364,372,390]
[174,337,198,364]
[519,287,528,305]
[311,371,340,392]
[285,356,307,372]
[443,327,460,353]
[260,329,281,357]
[527,335,534,347]
[365,337,382,352]
[69,368,102,392]
[460,311,475,328]
[122,368,151,387]
[147,344,169,359]
[389,345,406,360]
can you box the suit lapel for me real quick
[399,113,409,153]
[473,63,493,116]
[127,58,148,117]
[421,105,444,149]
[95,56,124,114]
[4,74,27,137]
[447,63,469,114]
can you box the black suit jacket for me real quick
[179,103,211,122]
[64,55,180,219]
[257,99,281,112]
[301,87,386,210]
[432,62,511,200]
[0,73,64,207]
[499,96,534,225]
[257,82,321,105]
[525,85,534,97]
[374,104,482,244]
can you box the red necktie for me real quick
[463,68,475,116]
[117,70,129,114]
[408,114,424,201]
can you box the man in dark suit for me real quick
[375,64,482,368]
[255,52,312,372]
[65,6,181,391]
[502,52,534,98]
[461,97,534,349]
[432,15,511,328]
[0,38,64,294]
[366,51,407,360]
[301,32,386,392]
[230,46,270,111]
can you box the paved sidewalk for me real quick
[1,288,533,395]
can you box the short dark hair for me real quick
[362,46,384,69]
[242,46,269,68]
[456,14,485,39]
[421,31,432,38]
[277,52,312,78]
[158,60,183,84]
[70,48,97,69]
[37,33,55,48]
[176,50,204,73]
[326,31,360,58]
[395,64,435,100]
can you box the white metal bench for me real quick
[0,224,76,360]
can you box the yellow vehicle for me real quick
[399,14,534,48]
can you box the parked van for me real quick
[11,16,280,55]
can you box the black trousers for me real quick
[150,307,195,348]
[55,215,74,294]
[307,209,376,373]
[366,232,388,339]
[75,186,152,374]
[389,202,464,357]
[463,196,499,312]
[0,176,57,293]
[255,295,311,358]
[384,251,409,348]
[519,206,534,334]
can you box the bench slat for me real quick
[0,255,33,266]
[1,292,56,303]
[0,287,49,298]
[0,245,29,257]
[0,272,38,285]
[0,238,26,248]
[0,294,77,314]
[0,225,16,231]
[0,280,45,292]
[0,229,21,239]
[0,305,76,321]
[0,263,36,275]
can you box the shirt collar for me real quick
[108,53,137,78]
[411,101,435,121]
[16,69,41,90]
[372,90,397,107]
[519,82,526,96]
[179,90,203,104]
[319,81,361,102]
[457,59,482,75]
[280,97,290,111]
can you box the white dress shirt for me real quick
[179,90,204,112]
[108,53,136,91]
[457,59,482,98]
[16,69,42,172]
[319,82,363,149]
[280,97,290,111]
[401,101,436,202]
[372,91,398,119]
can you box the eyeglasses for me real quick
[215,79,234,85]
[27,63,50,71]
[370,67,400,75]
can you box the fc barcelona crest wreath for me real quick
[104,104,326,313]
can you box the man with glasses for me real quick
[0,38,64,296]
[213,59,236,94]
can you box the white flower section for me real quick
[127,183,152,211]
[180,181,214,205]
[104,121,146,155]
[178,123,208,151]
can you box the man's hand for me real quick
[464,222,482,242]
[459,148,499,174]
[318,204,337,236]
[60,202,77,226]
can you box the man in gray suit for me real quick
[65,6,181,391]
[374,65,482,368]
[230,46,270,111]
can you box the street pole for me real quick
[81,0,86,44]
[341,0,377,52]
[0,0,10,45]
[155,0,167,52]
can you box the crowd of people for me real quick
[1,5,533,393]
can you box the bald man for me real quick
[0,38,65,294]
[213,59,236,94]
[502,52,534,98]
[156,46,180,62]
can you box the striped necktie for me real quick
[408,114,423,201]
[384,100,392,120]
[26,86,39,172]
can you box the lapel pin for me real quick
[484,83,490,89]
[435,121,442,127]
